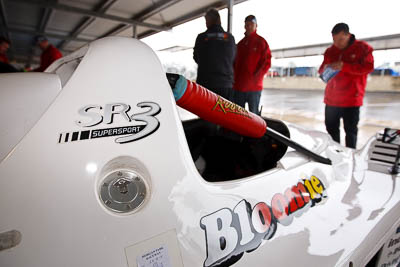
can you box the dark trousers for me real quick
[208,87,233,102]
[325,105,360,148]
[233,90,262,115]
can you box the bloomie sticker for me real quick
[200,175,327,267]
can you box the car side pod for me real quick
[166,73,332,165]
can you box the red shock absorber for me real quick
[173,76,266,138]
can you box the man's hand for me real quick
[330,61,343,70]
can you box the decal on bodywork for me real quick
[200,175,327,267]
[58,102,161,144]
[376,224,400,267]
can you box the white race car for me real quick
[0,37,399,267]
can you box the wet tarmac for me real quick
[260,89,400,149]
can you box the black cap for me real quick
[0,36,10,44]
[35,35,47,43]
[245,15,257,24]
[331,23,349,35]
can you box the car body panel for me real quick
[0,73,61,162]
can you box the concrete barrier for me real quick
[263,76,400,92]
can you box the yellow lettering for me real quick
[212,97,227,114]
[304,179,317,199]
[310,176,324,194]
[211,97,251,117]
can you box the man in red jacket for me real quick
[34,36,62,72]
[319,23,374,148]
[0,36,10,64]
[0,36,18,73]
[233,15,271,115]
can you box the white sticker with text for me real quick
[136,245,172,267]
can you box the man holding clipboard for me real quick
[319,23,374,148]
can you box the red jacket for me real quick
[0,53,9,64]
[234,31,271,92]
[35,45,62,72]
[319,35,374,107]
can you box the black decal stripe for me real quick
[80,130,90,140]
[71,131,79,141]
[64,133,69,142]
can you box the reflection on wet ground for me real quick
[260,89,400,149]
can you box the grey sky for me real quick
[143,0,400,68]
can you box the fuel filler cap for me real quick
[100,170,147,213]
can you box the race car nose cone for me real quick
[100,170,147,213]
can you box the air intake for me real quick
[368,128,400,175]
